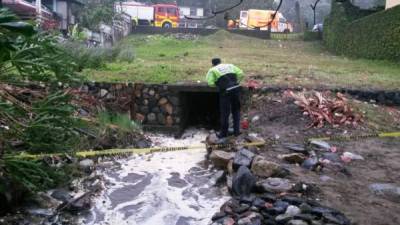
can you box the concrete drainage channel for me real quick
[81,129,230,225]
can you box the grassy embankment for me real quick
[85,31,400,90]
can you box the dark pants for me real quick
[219,88,241,137]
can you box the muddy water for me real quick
[83,129,229,225]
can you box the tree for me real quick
[310,0,321,25]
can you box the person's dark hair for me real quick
[212,58,221,66]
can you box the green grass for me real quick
[84,31,400,90]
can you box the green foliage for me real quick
[61,41,135,70]
[0,9,83,200]
[303,31,322,41]
[78,0,116,31]
[22,92,80,152]
[97,111,141,132]
[324,1,400,61]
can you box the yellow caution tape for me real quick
[307,132,400,142]
[9,141,266,160]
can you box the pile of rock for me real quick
[206,134,351,225]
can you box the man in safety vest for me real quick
[206,58,244,138]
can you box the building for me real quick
[177,0,210,28]
[3,0,83,32]
[386,0,400,9]
[179,6,204,28]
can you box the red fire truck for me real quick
[115,1,180,28]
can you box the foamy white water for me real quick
[83,129,229,225]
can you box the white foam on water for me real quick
[83,129,229,225]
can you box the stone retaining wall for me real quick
[82,82,400,134]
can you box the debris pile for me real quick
[206,134,351,225]
[285,91,363,128]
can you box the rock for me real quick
[135,113,145,122]
[100,89,108,97]
[322,153,341,162]
[51,189,72,203]
[140,106,149,114]
[310,140,331,150]
[227,160,234,175]
[234,204,251,213]
[210,151,235,169]
[258,178,292,193]
[136,139,151,148]
[232,166,256,197]
[251,156,282,178]
[288,220,308,225]
[341,152,364,162]
[301,157,319,170]
[285,205,301,216]
[166,116,174,126]
[251,115,260,123]
[233,149,255,171]
[79,159,94,171]
[369,183,400,203]
[162,103,173,115]
[66,193,92,214]
[322,212,351,225]
[169,96,179,105]
[211,212,226,221]
[157,113,165,124]
[273,200,290,213]
[158,97,168,105]
[209,170,226,186]
[278,153,306,164]
[252,197,266,208]
[147,113,156,123]
[282,143,308,153]
[149,89,155,96]
[27,208,53,217]
[275,213,293,223]
[34,192,61,208]
[206,133,219,145]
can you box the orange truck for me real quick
[237,9,293,32]
[115,1,179,28]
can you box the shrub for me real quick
[303,31,322,41]
[324,1,400,61]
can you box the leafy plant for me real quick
[22,92,80,152]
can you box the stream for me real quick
[81,129,229,225]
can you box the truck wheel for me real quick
[162,22,172,28]
[283,29,290,33]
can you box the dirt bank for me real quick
[247,92,400,225]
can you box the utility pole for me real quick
[310,0,321,25]
[36,0,42,28]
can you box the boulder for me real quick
[232,166,256,197]
[158,97,168,105]
[278,153,306,164]
[210,151,235,169]
[79,159,94,171]
[369,183,400,203]
[251,156,281,178]
[288,220,308,225]
[51,189,72,203]
[233,149,255,171]
[258,178,293,193]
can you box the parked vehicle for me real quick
[115,1,179,28]
[312,23,323,32]
[237,9,293,32]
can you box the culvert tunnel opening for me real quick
[180,91,220,130]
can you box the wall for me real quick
[386,0,400,8]
[131,27,271,39]
[83,82,400,134]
